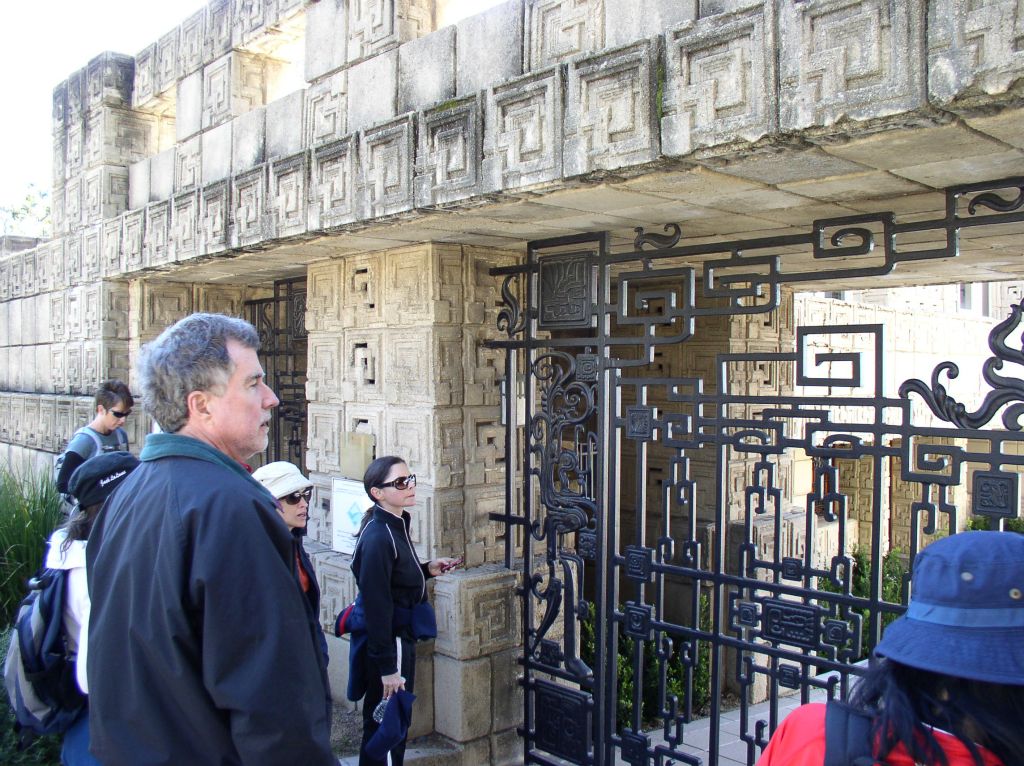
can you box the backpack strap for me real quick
[824,700,876,766]
[114,427,128,452]
[74,426,104,454]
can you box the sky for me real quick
[0,0,503,219]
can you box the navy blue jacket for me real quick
[86,434,335,766]
[351,507,432,679]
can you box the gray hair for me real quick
[136,313,261,433]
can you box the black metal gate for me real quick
[489,177,1024,765]
[245,277,307,468]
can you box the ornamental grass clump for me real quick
[0,464,65,626]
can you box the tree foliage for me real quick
[0,184,51,239]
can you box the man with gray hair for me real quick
[86,313,335,765]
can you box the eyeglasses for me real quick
[109,409,131,418]
[282,488,313,504]
[378,474,416,490]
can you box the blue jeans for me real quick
[62,709,101,766]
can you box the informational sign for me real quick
[332,477,369,554]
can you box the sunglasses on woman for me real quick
[378,474,416,490]
[282,488,313,505]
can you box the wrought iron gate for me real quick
[245,278,308,468]
[489,177,1024,765]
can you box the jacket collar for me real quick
[140,432,273,498]
[372,505,410,531]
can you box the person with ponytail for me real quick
[349,456,461,766]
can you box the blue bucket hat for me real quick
[874,530,1024,685]
[364,689,415,760]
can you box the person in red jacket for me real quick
[758,531,1024,766]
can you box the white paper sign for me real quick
[331,477,369,554]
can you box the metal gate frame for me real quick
[245,277,308,468]
[488,176,1024,765]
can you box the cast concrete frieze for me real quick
[414,96,484,207]
[307,402,344,474]
[82,226,102,284]
[200,180,231,254]
[383,245,432,323]
[268,152,310,240]
[65,122,84,182]
[205,0,234,63]
[232,165,267,248]
[53,81,67,137]
[86,108,158,170]
[564,39,660,176]
[483,66,564,191]
[305,262,343,331]
[140,282,192,339]
[306,333,343,402]
[52,137,66,193]
[432,565,519,659]
[85,53,133,111]
[101,219,123,277]
[66,70,86,123]
[780,0,926,130]
[143,202,172,268]
[122,210,145,272]
[171,191,200,262]
[175,136,202,192]
[156,28,181,96]
[83,167,129,226]
[35,244,53,294]
[306,70,348,148]
[347,0,435,64]
[464,407,506,487]
[179,10,206,77]
[928,0,1024,102]
[311,135,359,230]
[203,51,266,132]
[133,44,161,112]
[662,1,776,156]
[341,329,384,403]
[18,251,36,299]
[194,284,246,317]
[527,0,606,70]
[65,236,83,287]
[360,115,415,218]
[341,252,384,327]
[64,178,83,234]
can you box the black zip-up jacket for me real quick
[86,433,335,766]
[351,506,433,676]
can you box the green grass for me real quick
[0,465,65,626]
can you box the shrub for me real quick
[817,546,907,660]
[0,466,65,626]
[967,515,1024,533]
[580,592,712,731]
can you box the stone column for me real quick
[304,241,524,763]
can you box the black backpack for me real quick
[824,700,881,766]
[3,567,87,746]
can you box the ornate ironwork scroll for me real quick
[488,177,1024,766]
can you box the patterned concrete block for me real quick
[205,0,234,62]
[414,95,484,207]
[929,0,1024,103]
[311,135,360,230]
[143,201,171,267]
[661,0,776,156]
[564,39,659,176]
[203,51,267,131]
[199,180,231,254]
[359,114,414,218]
[176,135,202,192]
[83,166,129,225]
[155,27,181,95]
[306,69,348,148]
[231,164,268,248]
[483,66,564,191]
[171,190,200,262]
[780,0,926,130]
[85,52,134,110]
[268,151,309,240]
[432,564,518,660]
[179,9,206,77]
[526,0,605,70]
[347,0,435,64]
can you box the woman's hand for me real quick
[381,672,405,698]
[428,557,463,576]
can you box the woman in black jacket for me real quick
[352,456,461,766]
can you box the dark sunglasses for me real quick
[378,474,416,490]
[109,409,131,418]
[282,488,313,504]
